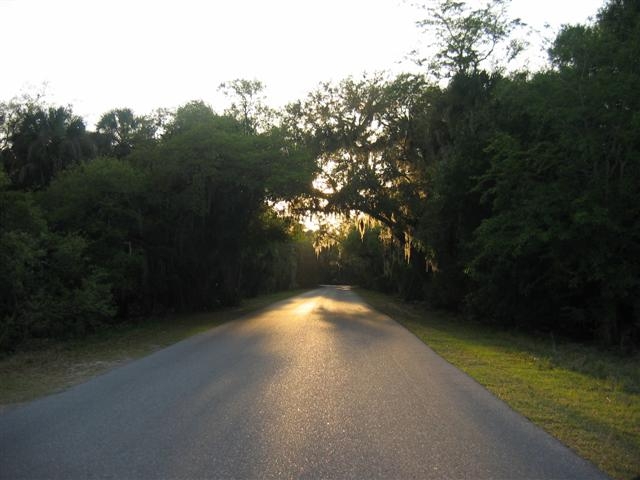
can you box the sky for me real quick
[1,0,605,127]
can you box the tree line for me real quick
[292,0,639,349]
[2,0,638,351]
[0,86,323,350]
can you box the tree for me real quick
[95,108,156,158]
[163,100,215,136]
[339,225,391,291]
[286,74,433,243]
[219,79,274,134]
[0,169,115,350]
[1,100,94,189]
[468,0,640,346]
[130,101,315,309]
[414,0,525,77]
[41,157,148,317]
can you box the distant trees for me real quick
[284,74,431,243]
[0,93,316,351]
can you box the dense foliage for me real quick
[292,0,639,349]
[2,0,637,351]
[0,94,317,350]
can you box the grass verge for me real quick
[0,289,307,408]
[357,288,640,480]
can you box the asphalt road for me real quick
[0,286,608,479]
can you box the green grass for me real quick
[357,288,640,480]
[0,289,307,408]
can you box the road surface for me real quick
[0,286,607,479]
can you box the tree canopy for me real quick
[1,0,638,351]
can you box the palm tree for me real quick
[3,106,93,189]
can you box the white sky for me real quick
[1,0,604,127]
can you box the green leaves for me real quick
[218,79,274,134]
[1,102,94,190]
[0,94,318,350]
[415,0,525,77]
[467,2,640,343]
[0,194,116,350]
[95,108,157,158]
[289,74,432,241]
